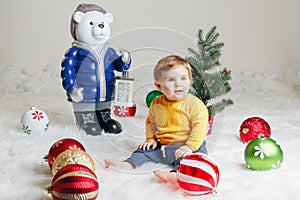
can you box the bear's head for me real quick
[70,4,113,46]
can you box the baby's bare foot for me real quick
[153,170,177,184]
[104,160,134,169]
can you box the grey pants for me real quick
[125,141,207,172]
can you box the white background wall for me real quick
[0,0,299,73]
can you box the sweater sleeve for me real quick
[185,97,209,150]
[145,103,157,141]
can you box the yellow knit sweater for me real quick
[146,93,208,150]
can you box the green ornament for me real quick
[146,90,162,107]
[244,136,283,170]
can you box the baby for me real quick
[105,55,208,184]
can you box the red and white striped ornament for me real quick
[47,164,99,200]
[177,153,220,196]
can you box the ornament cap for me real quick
[212,187,218,194]
[258,133,265,139]
[45,185,53,193]
[43,154,48,162]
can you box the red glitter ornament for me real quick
[44,138,85,169]
[239,117,271,143]
[177,153,220,196]
[47,164,99,200]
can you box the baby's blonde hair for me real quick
[153,55,193,85]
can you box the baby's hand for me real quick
[175,145,194,160]
[138,139,157,151]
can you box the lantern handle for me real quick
[122,71,129,78]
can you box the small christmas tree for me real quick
[187,26,233,116]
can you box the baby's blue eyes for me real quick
[181,76,187,80]
[166,76,187,82]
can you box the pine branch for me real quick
[206,42,224,52]
[198,29,204,42]
[220,68,232,81]
[205,26,217,44]
[187,47,197,56]
[187,26,233,115]
[208,99,234,115]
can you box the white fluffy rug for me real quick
[0,65,299,200]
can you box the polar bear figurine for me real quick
[61,3,131,135]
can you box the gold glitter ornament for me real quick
[51,149,95,176]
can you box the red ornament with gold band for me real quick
[43,138,85,169]
[47,164,99,200]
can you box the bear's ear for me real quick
[73,11,84,23]
[105,13,113,24]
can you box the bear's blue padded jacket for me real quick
[61,46,130,103]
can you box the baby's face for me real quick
[156,65,191,101]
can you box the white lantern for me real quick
[113,72,136,117]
